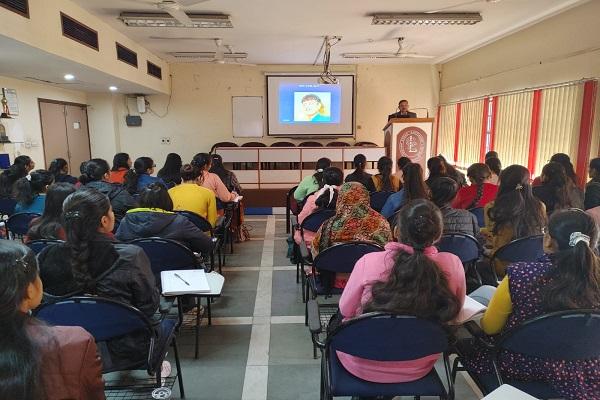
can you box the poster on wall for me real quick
[2,88,19,116]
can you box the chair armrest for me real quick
[307,300,322,334]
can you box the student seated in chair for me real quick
[13,169,54,214]
[116,182,215,254]
[157,152,183,189]
[380,163,429,219]
[0,241,105,400]
[459,209,600,399]
[430,177,480,238]
[108,152,131,184]
[344,154,375,192]
[37,188,159,370]
[452,163,497,210]
[0,155,35,199]
[48,157,78,185]
[293,157,331,201]
[27,182,76,242]
[124,157,165,195]
[169,164,218,227]
[191,153,238,203]
[371,156,400,192]
[338,199,465,384]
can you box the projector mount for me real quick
[318,36,342,84]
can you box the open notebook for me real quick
[455,296,488,324]
[161,269,211,296]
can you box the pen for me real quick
[174,273,190,286]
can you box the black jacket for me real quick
[533,183,584,215]
[440,205,480,239]
[345,170,375,192]
[115,208,214,254]
[388,111,417,120]
[84,181,136,221]
[585,181,600,210]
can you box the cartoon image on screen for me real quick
[293,92,331,122]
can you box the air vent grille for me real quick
[147,61,162,80]
[116,43,138,67]
[61,13,99,50]
[0,0,29,17]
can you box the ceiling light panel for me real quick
[169,52,248,59]
[119,12,233,28]
[372,13,483,26]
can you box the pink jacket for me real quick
[201,171,236,203]
[338,242,466,383]
[293,186,339,247]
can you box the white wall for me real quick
[0,75,87,168]
[102,63,438,165]
[439,1,600,103]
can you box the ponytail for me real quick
[315,186,338,209]
[78,158,110,186]
[124,157,154,194]
[13,170,53,206]
[313,158,332,189]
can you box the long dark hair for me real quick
[489,165,546,237]
[403,163,429,202]
[377,156,394,192]
[542,209,600,311]
[430,177,459,208]
[78,158,110,185]
[180,163,201,182]
[466,163,491,209]
[13,169,54,205]
[139,182,174,211]
[438,154,462,186]
[427,157,447,180]
[485,157,502,176]
[590,157,600,183]
[111,152,130,171]
[157,153,182,186]
[124,157,154,194]
[0,156,32,198]
[48,158,68,179]
[0,241,45,400]
[62,189,112,287]
[313,157,332,189]
[541,162,571,210]
[27,183,76,241]
[209,154,234,190]
[315,167,343,209]
[191,153,212,185]
[363,199,460,322]
[550,153,577,185]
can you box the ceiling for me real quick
[73,0,586,65]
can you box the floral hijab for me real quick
[313,182,392,254]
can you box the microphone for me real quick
[411,108,430,118]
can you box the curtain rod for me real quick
[439,77,599,106]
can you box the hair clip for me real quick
[15,256,30,273]
[569,232,590,247]
[26,174,32,181]
[64,211,81,220]
[515,183,523,191]
[317,169,324,173]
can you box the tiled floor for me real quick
[166,216,482,400]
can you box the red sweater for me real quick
[452,183,498,209]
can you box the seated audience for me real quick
[452,163,498,209]
[124,157,165,194]
[338,199,464,383]
[294,167,343,247]
[381,163,429,219]
[461,209,600,399]
[584,157,600,210]
[533,162,578,215]
[395,156,412,183]
[210,154,243,194]
[293,157,331,201]
[312,182,392,289]
[0,241,104,400]
[79,159,136,222]
[191,153,238,203]
[424,156,448,188]
[438,154,467,187]
[485,157,501,185]
[484,165,547,275]
[371,156,400,192]
[38,188,159,369]
[14,169,54,214]
[169,164,218,227]
[430,177,480,238]
[108,152,131,184]
[344,154,375,191]
[157,152,182,188]
[48,158,77,185]
[533,153,578,187]
[27,183,76,242]
[116,182,214,254]
[484,151,498,160]
[0,155,35,198]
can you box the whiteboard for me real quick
[232,96,263,138]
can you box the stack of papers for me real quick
[161,269,211,296]
[455,296,487,324]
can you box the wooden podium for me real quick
[383,118,435,172]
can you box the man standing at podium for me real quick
[388,99,417,120]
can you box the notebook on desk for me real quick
[161,269,211,296]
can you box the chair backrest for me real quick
[354,141,378,147]
[35,296,152,342]
[493,234,544,264]
[314,241,384,273]
[0,198,16,216]
[287,186,301,216]
[301,209,335,233]
[27,239,64,255]
[176,210,213,232]
[498,310,600,361]
[326,141,350,147]
[271,141,295,147]
[468,207,485,228]
[436,233,481,264]
[129,237,197,276]
[241,141,267,147]
[370,191,393,212]
[299,141,323,147]
[6,212,41,235]
[328,313,448,361]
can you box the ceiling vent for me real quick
[147,61,163,80]
[0,0,28,17]
[116,43,138,68]
[61,12,99,50]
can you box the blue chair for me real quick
[35,296,185,398]
[175,210,221,272]
[469,207,485,228]
[307,305,454,400]
[130,237,214,359]
[6,212,41,239]
[490,235,544,281]
[454,310,600,398]
[370,191,393,213]
[286,185,300,234]
[27,239,63,255]
[437,233,483,286]
[295,208,335,287]
[0,198,16,217]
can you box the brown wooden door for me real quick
[64,104,91,173]
[39,101,69,168]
